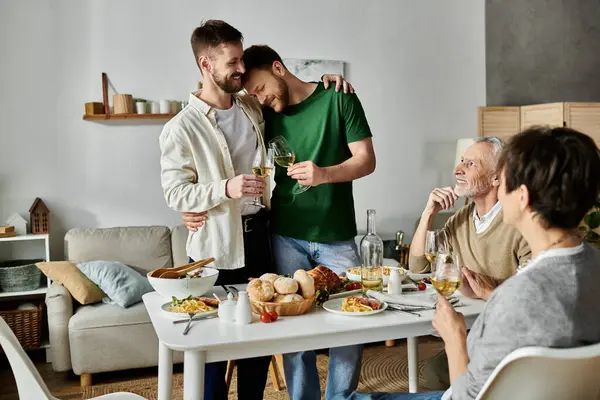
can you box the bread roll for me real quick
[273,293,304,303]
[274,277,299,294]
[259,273,280,286]
[247,279,275,302]
[293,269,315,299]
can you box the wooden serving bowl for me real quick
[250,295,315,316]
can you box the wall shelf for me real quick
[82,113,176,121]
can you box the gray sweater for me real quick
[449,242,600,400]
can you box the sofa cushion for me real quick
[36,261,105,305]
[69,301,151,330]
[64,226,173,273]
[76,260,154,308]
[68,302,184,374]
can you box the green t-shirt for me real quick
[264,82,372,242]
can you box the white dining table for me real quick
[143,285,485,400]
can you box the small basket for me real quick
[0,259,44,292]
[250,296,315,316]
[0,303,43,350]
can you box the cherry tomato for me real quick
[345,282,362,291]
[418,282,427,291]
[260,312,272,323]
[268,311,279,322]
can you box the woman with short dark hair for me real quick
[354,126,600,400]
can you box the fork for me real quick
[182,312,194,335]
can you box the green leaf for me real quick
[579,226,588,232]
[586,212,600,229]
[585,231,600,242]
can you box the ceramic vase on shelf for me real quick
[135,100,146,114]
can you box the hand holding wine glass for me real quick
[248,147,274,207]
[269,136,311,194]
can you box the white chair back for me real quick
[476,342,600,400]
[0,316,56,400]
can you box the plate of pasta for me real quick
[322,296,387,316]
[160,295,219,319]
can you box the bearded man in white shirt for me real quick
[159,20,351,400]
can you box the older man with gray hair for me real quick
[410,136,531,390]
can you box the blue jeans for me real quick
[271,234,363,400]
[346,391,446,400]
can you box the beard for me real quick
[212,71,243,94]
[272,75,290,111]
[455,175,493,198]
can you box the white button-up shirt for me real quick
[473,201,502,234]
[159,91,269,270]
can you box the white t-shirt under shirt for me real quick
[214,103,261,216]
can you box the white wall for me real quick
[0,0,485,259]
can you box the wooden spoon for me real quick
[158,257,215,279]
[149,259,207,278]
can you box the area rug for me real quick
[83,340,444,399]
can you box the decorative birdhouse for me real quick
[29,198,50,234]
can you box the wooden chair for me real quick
[225,354,286,392]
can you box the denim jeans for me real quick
[271,234,363,400]
[188,213,273,400]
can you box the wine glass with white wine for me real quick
[268,136,311,194]
[425,230,449,266]
[249,147,274,208]
[431,252,462,299]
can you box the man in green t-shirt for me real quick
[242,45,376,400]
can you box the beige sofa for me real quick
[45,225,190,387]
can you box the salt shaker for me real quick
[218,293,237,323]
[235,291,253,325]
[388,269,403,295]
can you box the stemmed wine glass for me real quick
[431,252,462,299]
[428,252,462,337]
[425,229,449,266]
[268,136,311,194]
[249,147,274,208]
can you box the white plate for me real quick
[160,301,218,319]
[322,297,388,316]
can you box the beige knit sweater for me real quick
[409,202,531,280]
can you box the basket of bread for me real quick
[247,265,345,316]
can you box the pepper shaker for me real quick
[235,291,253,325]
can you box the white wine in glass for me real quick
[431,253,462,298]
[249,147,274,208]
[268,136,310,194]
[425,230,438,265]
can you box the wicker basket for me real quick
[0,259,44,292]
[0,303,43,350]
[251,295,315,316]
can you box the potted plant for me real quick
[134,98,147,114]
[579,199,600,248]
